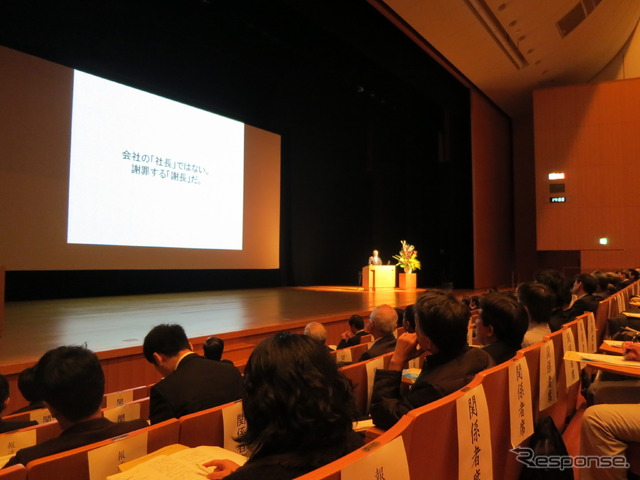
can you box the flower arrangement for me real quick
[392,240,421,272]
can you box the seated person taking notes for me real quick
[143,324,242,424]
[203,333,362,479]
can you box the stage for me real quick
[0,285,439,371]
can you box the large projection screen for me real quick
[0,46,281,270]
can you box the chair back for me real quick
[26,419,179,480]
[178,400,239,448]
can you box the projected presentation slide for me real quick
[0,45,280,271]
[67,70,245,250]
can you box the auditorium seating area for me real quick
[0,279,639,479]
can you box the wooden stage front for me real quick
[1,285,485,412]
[0,286,435,369]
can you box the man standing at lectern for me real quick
[368,249,382,265]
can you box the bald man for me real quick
[359,304,397,361]
[304,322,334,352]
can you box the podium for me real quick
[362,265,396,290]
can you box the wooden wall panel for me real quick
[534,77,640,270]
[470,92,513,288]
[0,266,3,338]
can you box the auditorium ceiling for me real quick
[379,0,640,118]
[1,0,639,120]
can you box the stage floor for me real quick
[1,286,441,368]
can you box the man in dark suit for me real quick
[368,249,382,265]
[370,290,494,430]
[358,304,398,361]
[568,273,601,318]
[143,324,243,424]
[4,346,147,468]
[337,315,366,349]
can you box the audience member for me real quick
[579,341,640,480]
[606,271,622,294]
[475,292,528,364]
[0,374,36,433]
[337,315,366,349]
[534,269,574,331]
[4,346,147,467]
[203,336,234,364]
[619,269,632,289]
[401,304,416,334]
[9,366,46,414]
[517,282,555,348]
[358,305,397,361]
[369,290,494,430]
[143,324,242,424]
[567,273,601,318]
[304,322,333,351]
[203,333,362,479]
[592,271,613,300]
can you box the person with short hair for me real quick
[303,322,332,351]
[358,304,397,361]
[401,304,416,334]
[517,282,555,348]
[370,290,494,430]
[143,324,242,424]
[0,373,36,433]
[368,249,382,266]
[9,366,46,414]
[567,273,601,318]
[203,336,225,362]
[475,292,528,364]
[337,315,366,349]
[202,333,362,479]
[4,346,147,467]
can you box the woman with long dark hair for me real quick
[205,332,362,480]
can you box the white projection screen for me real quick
[0,45,281,270]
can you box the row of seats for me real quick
[0,397,246,480]
[291,282,640,480]
[4,283,638,479]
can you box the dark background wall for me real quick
[1,0,474,299]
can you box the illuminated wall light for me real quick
[599,238,608,245]
[548,172,565,180]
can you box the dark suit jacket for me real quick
[336,330,367,350]
[481,341,517,365]
[4,417,148,467]
[149,352,243,424]
[358,334,396,362]
[0,418,37,433]
[568,294,601,318]
[370,347,494,429]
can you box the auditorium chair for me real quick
[102,397,150,423]
[178,400,239,448]
[0,464,26,480]
[292,414,415,480]
[101,385,148,409]
[338,353,392,417]
[25,418,180,480]
[477,359,523,480]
